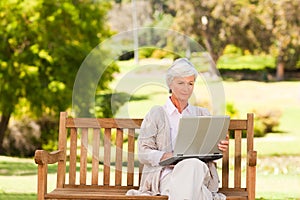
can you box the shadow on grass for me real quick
[0,160,140,176]
[219,67,300,82]
[0,160,57,176]
[0,160,96,176]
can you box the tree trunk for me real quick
[0,114,11,154]
[276,61,285,81]
[201,30,220,77]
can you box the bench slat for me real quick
[45,188,168,199]
[229,120,247,130]
[219,189,248,200]
[115,128,123,186]
[127,128,135,186]
[104,128,112,186]
[222,133,230,189]
[234,130,242,188]
[69,128,77,185]
[80,128,88,185]
[66,118,143,128]
[57,112,68,188]
[92,128,100,185]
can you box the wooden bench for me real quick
[34,112,257,200]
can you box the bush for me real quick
[3,115,59,157]
[3,117,40,157]
[252,108,282,137]
[37,115,58,151]
[151,49,169,59]
[226,102,240,118]
[139,47,155,58]
[222,44,243,56]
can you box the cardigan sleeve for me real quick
[138,106,167,167]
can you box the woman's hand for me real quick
[218,134,229,152]
[160,152,173,161]
[160,152,175,168]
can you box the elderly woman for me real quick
[127,58,229,200]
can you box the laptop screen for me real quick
[173,116,230,155]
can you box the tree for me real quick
[171,0,300,80]
[0,0,118,153]
[257,0,300,80]
[172,0,272,62]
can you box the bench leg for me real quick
[247,150,257,200]
[37,164,47,200]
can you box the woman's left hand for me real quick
[218,134,229,152]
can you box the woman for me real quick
[127,58,229,200]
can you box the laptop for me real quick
[159,115,230,166]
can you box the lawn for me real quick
[0,58,300,199]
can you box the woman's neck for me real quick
[170,95,188,114]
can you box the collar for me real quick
[164,97,192,115]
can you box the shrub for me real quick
[226,102,240,118]
[139,47,155,58]
[222,44,243,56]
[3,115,59,157]
[37,115,59,151]
[151,49,169,59]
[252,108,282,137]
[3,117,40,157]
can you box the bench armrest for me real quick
[35,150,64,165]
[34,149,65,199]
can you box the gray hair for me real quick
[166,58,198,90]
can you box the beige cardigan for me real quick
[135,105,220,195]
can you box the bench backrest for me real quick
[56,112,255,194]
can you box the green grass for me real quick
[256,173,300,199]
[0,192,36,200]
[217,54,276,70]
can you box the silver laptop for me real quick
[159,115,230,166]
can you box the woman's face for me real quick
[169,75,195,102]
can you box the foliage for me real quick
[36,115,58,151]
[3,117,40,157]
[258,0,300,68]
[151,49,169,59]
[108,0,152,33]
[171,0,269,61]
[222,44,243,56]
[0,0,118,153]
[167,0,300,80]
[225,102,239,118]
[217,54,276,70]
[112,0,300,79]
[225,102,282,138]
[139,47,155,59]
[252,108,282,137]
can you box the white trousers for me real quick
[159,158,213,200]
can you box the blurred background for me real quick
[0,0,299,199]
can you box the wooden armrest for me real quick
[247,150,257,167]
[34,150,64,165]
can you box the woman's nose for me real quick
[182,84,190,91]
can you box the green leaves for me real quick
[0,0,118,150]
